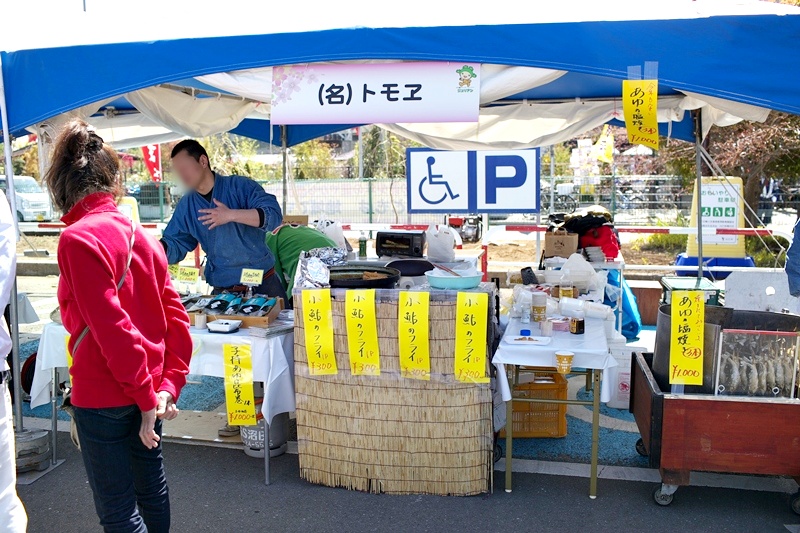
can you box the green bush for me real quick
[745,235,789,268]
[638,214,689,254]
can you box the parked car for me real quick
[0,176,54,222]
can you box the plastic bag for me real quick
[315,220,349,251]
[426,224,459,262]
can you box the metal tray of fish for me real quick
[715,329,800,398]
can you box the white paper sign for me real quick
[271,62,480,125]
[699,183,740,244]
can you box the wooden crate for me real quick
[499,370,568,438]
[294,288,494,496]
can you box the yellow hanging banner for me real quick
[622,79,659,150]
[398,291,430,380]
[222,342,258,425]
[345,290,381,376]
[65,335,73,369]
[592,124,615,164]
[669,291,705,385]
[454,292,490,383]
[302,289,338,375]
[168,265,180,278]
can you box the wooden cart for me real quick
[630,352,800,512]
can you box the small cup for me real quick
[539,320,554,337]
[555,351,574,374]
[194,314,207,329]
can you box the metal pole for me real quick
[158,183,165,223]
[281,126,288,214]
[357,128,364,180]
[549,145,555,215]
[0,54,23,429]
[611,162,617,217]
[368,179,374,224]
[694,111,704,282]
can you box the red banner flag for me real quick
[142,144,162,182]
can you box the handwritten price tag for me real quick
[302,289,338,375]
[454,292,489,383]
[222,342,257,426]
[669,290,705,385]
[168,265,180,278]
[65,335,73,369]
[240,268,264,286]
[398,291,430,380]
[177,266,200,283]
[345,289,380,376]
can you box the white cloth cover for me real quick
[125,86,259,138]
[87,112,186,150]
[31,324,296,425]
[493,317,618,403]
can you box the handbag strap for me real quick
[72,217,136,355]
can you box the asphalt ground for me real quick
[16,433,800,533]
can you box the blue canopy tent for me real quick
[1,0,799,441]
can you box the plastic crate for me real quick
[500,370,568,438]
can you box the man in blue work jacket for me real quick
[161,140,284,436]
[161,140,285,300]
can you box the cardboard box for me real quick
[188,297,284,329]
[283,215,309,226]
[544,230,579,259]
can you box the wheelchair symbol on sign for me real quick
[419,156,459,205]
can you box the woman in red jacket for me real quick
[45,120,192,533]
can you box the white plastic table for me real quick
[493,317,618,498]
[30,322,295,484]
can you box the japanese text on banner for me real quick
[223,342,257,425]
[271,62,480,125]
[398,291,430,380]
[302,289,338,375]
[669,291,705,385]
[345,290,381,376]
[454,292,489,383]
[622,79,659,150]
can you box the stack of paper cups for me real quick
[559,297,585,318]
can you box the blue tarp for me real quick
[3,14,800,138]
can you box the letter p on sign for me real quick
[476,150,539,212]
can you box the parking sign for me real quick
[406,148,539,213]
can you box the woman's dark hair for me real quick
[171,139,208,162]
[44,119,122,213]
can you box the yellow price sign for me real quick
[222,342,258,426]
[240,268,264,286]
[669,291,705,385]
[345,289,380,376]
[622,79,659,150]
[454,292,489,383]
[177,266,199,283]
[398,291,430,380]
[168,265,180,278]
[302,289,338,375]
[65,334,73,369]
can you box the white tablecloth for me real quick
[30,323,296,424]
[492,317,618,402]
[17,292,39,324]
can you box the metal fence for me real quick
[260,178,443,225]
[254,175,690,226]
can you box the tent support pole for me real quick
[0,54,24,430]
[694,110,704,282]
[281,126,288,214]
[549,146,555,216]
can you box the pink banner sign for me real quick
[270,62,480,125]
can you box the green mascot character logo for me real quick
[456,65,477,88]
